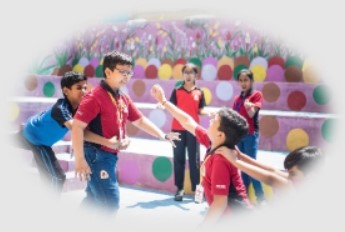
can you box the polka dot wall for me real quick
[12,73,334,147]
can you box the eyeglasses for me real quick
[115,68,134,77]
[183,71,196,76]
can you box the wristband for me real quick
[161,100,167,106]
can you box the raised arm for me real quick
[150,84,199,136]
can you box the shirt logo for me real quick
[215,184,226,189]
[193,94,199,101]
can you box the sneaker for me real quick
[256,199,268,208]
[174,189,184,201]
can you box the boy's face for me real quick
[106,64,132,89]
[63,80,87,106]
[287,165,305,185]
[238,74,253,93]
[207,113,223,144]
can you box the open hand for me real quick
[164,131,181,148]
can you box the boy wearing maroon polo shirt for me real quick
[151,84,252,225]
[72,51,178,213]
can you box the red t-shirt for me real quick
[75,81,142,153]
[232,89,263,134]
[170,86,205,130]
[195,126,251,209]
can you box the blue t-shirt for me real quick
[23,98,74,146]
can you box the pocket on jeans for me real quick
[84,144,97,164]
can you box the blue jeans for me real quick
[81,143,120,213]
[237,133,265,202]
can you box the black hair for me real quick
[182,63,198,74]
[217,108,248,149]
[102,50,133,77]
[284,146,323,175]
[60,71,87,89]
[236,69,254,80]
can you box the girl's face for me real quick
[238,73,253,93]
[183,68,196,84]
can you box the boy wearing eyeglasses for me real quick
[72,50,179,213]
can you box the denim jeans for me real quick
[82,143,119,213]
[237,133,265,202]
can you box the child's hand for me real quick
[118,136,131,150]
[215,146,238,163]
[244,99,253,109]
[163,131,181,148]
[107,135,131,150]
[75,158,92,181]
[150,84,166,103]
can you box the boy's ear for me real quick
[218,131,225,140]
[104,67,112,77]
[62,86,69,96]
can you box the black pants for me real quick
[173,130,200,192]
[11,130,66,192]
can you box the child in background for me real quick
[169,63,207,201]
[232,69,265,205]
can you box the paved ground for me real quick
[9,137,286,231]
[61,184,209,230]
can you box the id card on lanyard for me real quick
[108,92,124,141]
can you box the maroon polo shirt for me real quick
[195,126,251,211]
[74,80,142,153]
[170,85,205,130]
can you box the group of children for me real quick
[12,50,324,224]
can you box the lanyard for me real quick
[235,96,245,112]
[107,92,124,140]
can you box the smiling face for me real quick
[105,64,133,89]
[238,73,254,93]
[63,80,87,109]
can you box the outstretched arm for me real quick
[150,84,199,136]
[244,99,258,118]
[216,147,291,189]
[131,116,180,147]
